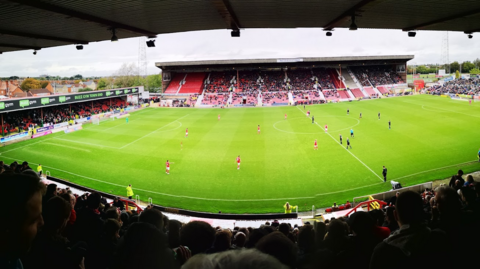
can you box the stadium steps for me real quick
[257,92,263,106]
[328,68,344,89]
[341,67,359,89]
[228,92,233,104]
[346,89,355,99]
[288,92,294,104]
[317,90,326,101]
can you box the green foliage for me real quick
[461,61,475,73]
[450,61,460,73]
[40,81,49,88]
[97,78,108,90]
[78,87,93,92]
[74,74,83,80]
[469,68,480,75]
[455,70,460,79]
[20,78,41,91]
[2,96,479,213]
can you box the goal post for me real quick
[92,116,100,125]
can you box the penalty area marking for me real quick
[0,154,475,202]
[295,106,384,182]
[273,116,360,135]
[119,114,189,149]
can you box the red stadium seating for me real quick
[350,88,364,98]
[338,90,350,99]
[164,73,185,94]
[178,72,206,94]
[364,87,377,96]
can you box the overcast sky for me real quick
[0,28,478,78]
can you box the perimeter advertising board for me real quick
[0,87,139,113]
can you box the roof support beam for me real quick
[6,0,157,37]
[0,29,89,44]
[323,0,378,30]
[211,0,242,30]
[0,43,41,50]
[403,8,480,31]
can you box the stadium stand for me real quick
[428,77,480,95]
[261,91,289,105]
[350,66,404,87]
[178,73,206,94]
[2,168,478,269]
[376,86,390,94]
[1,98,127,134]
[205,71,236,93]
[363,86,377,97]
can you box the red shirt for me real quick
[325,125,328,128]
[236,157,241,163]
[186,128,188,132]
[166,162,170,168]
[258,127,260,131]
[314,141,317,146]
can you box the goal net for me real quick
[92,116,100,125]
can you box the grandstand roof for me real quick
[156,55,414,69]
[1,1,480,53]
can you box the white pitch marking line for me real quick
[54,137,120,149]
[0,155,383,201]
[119,114,189,149]
[392,160,478,181]
[42,142,91,152]
[295,106,384,182]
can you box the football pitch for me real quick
[1,95,479,214]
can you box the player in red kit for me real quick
[236,155,241,170]
[257,125,260,134]
[314,139,318,150]
[307,110,310,117]
[284,113,287,120]
[218,114,221,120]
[324,124,328,132]
[185,128,188,138]
[166,160,170,174]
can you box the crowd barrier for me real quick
[352,181,433,205]
[46,175,298,220]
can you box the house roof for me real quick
[29,88,52,95]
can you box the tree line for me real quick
[408,58,480,75]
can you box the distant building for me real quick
[81,80,97,90]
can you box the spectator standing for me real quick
[448,170,464,189]
[112,197,125,210]
[126,184,134,199]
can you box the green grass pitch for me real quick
[1,95,479,214]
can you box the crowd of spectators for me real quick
[231,92,257,106]
[428,77,480,96]
[350,66,404,87]
[262,91,289,105]
[204,71,236,93]
[1,164,480,269]
[2,98,127,134]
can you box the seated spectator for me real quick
[382,206,399,233]
[232,232,246,249]
[345,200,352,209]
[180,221,216,256]
[370,191,453,269]
[207,229,232,253]
[323,219,350,254]
[0,173,45,269]
[23,196,86,269]
[182,248,288,269]
[112,197,125,210]
[255,231,297,269]
[112,222,174,269]
[139,207,164,231]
